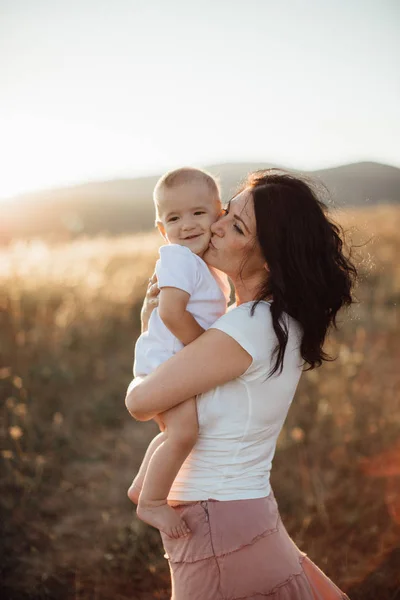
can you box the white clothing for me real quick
[134,244,230,377]
[168,301,303,501]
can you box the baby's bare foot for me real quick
[137,501,191,538]
[127,482,142,505]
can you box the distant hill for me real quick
[1,161,399,242]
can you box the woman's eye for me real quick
[234,223,243,234]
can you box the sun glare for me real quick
[0,116,72,200]
[0,115,163,201]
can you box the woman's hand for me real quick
[141,273,159,333]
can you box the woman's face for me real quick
[203,189,266,280]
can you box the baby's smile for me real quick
[182,233,203,240]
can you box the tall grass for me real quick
[1,207,399,599]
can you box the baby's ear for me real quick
[156,221,167,240]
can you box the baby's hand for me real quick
[141,272,159,332]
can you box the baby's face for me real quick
[156,181,221,257]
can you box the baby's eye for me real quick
[194,211,205,216]
[168,216,179,222]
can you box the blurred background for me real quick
[1,1,399,598]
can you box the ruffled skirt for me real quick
[160,493,349,600]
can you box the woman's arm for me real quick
[125,328,252,421]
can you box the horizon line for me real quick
[2,158,399,202]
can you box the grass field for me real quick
[1,206,400,599]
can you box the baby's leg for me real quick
[137,397,198,539]
[128,431,166,504]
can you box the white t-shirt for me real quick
[168,301,303,501]
[134,244,231,377]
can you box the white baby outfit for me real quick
[134,244,231,377]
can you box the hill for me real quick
[1,161,399,241]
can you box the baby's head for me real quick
[153,167,221,257]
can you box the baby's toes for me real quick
[166,526,176,539]
[176,525,185,539]
[176,525,185,538]
[180,524,190,537]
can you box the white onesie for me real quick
[134,244,231,377]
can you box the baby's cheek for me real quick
[206,216,218,230]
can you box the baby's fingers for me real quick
[148,272,158,286]
[148,282,160,298]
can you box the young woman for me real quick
[126,170,356,599]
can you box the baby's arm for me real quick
[158,287,204,345]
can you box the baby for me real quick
[128,167,230,538]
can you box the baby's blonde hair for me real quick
[153,167,220,222]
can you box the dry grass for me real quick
[1,207,400,600]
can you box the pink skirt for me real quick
[160,493,349,600]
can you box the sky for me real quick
[0,0,399,199]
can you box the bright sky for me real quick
[1,0,399,199]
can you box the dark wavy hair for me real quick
[242,169,357,376]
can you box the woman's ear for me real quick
[156,221,168,241]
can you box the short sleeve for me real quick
[156,244,198,296]
[210,305,258,360]
[210,302,276,365]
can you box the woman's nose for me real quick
[211,217,224,236]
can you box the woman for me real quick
[126,169,356,599]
